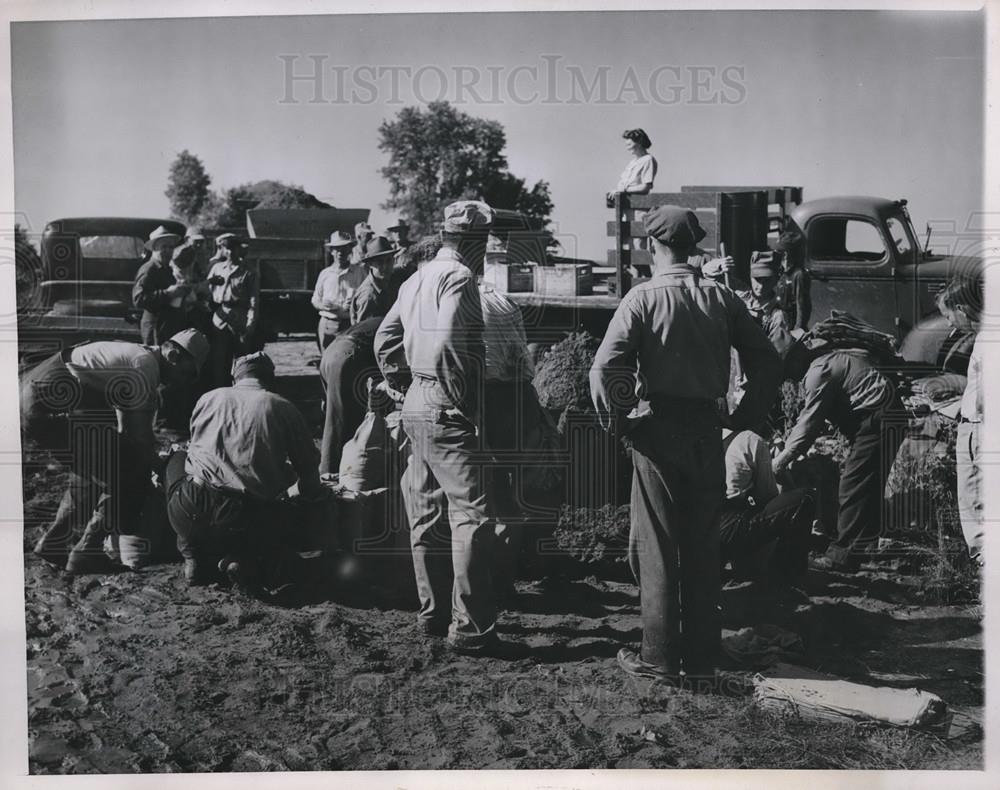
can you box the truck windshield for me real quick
[79,235,146,259]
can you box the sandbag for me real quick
[340,410,389,492]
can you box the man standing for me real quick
[590,205,781,688]
[166,352,325,587]
[349,236,400,325]
[375,200,525,659]
[351,222,375,266]
[313,231,366,350]
[207,234,261,387]
[774,346,904,571]
[774,228,811,332]
[133,225,187,344]
[22,329,209,572]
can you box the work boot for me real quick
[617,647,683,686]
[65,511,112,574]
[417,618,450,639]
[183,558,215,586]
[447,633,529,661]
[809,554,859,573]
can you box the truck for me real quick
[17,208,371,357]
[496,187,983,366]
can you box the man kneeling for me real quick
[166,352,326,589]
[721,429,815,585]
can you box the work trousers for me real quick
[826,410,904,564]
[164,450,299,568]
[956,421,983,562]
[210,325,261,389]
[719,488,815,582]
[400,379,496,643]
[317,316,344,352]
[628,406,724,679]
[318,335,379,475]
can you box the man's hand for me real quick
[702,256,735,279]
[374,379,405,404]
[163,284,189,297]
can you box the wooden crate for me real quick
[534,263,593,297]
[483,262,535,293]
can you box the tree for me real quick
[165,150,212,225]
[14,223,42,311]
[210,180,333,229]
[378,101,553,236]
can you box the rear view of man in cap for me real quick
[22,328,209,573]
[166,351,326,590]
[375,200,526,659]
[133,225,188,344]
[590,204,781,689]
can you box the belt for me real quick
[959,417,982,424]
[189,474,249,500]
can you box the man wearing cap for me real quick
[22,329,209,573]
[774,342,904,572]
[133,225,188,345]
[387,219,412,270]
[375,200,526,659]
[351,222,375,266]
[738,252,793,348]
[774,228,811,331]
[590,204,781,689]
[166,351,325,588]
[313,231,367,350]
[349,235,400,325]
[207,235,261,387]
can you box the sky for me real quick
[10,9,985,261]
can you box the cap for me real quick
[185,227,205,241]
[642,205,706,250]
[325,231,356,249]
[363,235,397,262]
[775,227,805,252]
[145,225,182,251]
[750,250,779,279]
[443,200,494,234]
[354,222,374,237]
[167,328,210,370]
[217,234,249,251]
[387,218,410,232]
[232,351,275,382]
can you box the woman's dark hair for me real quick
[937,275,984,322]
[623,128,652,149]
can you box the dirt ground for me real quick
[20,339,984,773]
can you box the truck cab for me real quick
[792,196,982,363]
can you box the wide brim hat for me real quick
[354,222,374,236]
[386,219,410,232]
[362,235,397,262]
[145,225,182,251]
[325,230,356,249]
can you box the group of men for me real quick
[22,195,962,681]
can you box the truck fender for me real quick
[899,313,952,365]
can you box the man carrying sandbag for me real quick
[166,352,327,589]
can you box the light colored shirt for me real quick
[723,429,779,504]
[616,153,658,192]
[960,334,982,422]
[208,260,258,334]
[65,341,161,455]
[589,263,780,431]
[312,263,367,322]
[375,247,485,419]
[480,286,534,382]
[185,379,321,501]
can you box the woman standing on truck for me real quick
[607,129,658,278]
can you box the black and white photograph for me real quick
[2,0,995,783]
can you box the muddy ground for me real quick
[21,339,984,773]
